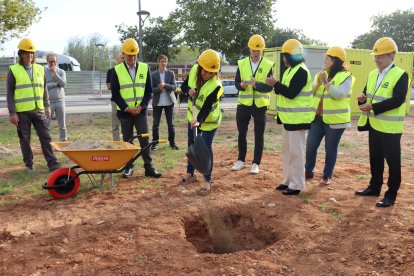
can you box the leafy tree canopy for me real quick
[351,9,414,52]
[0,0,43,45]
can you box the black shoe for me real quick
[26,165,35,172]
[376,198,395,208]
[282,188,301,195]
[123,167,134,178]
[49,163,61,172]
[171,145,179,150]
[355,188,380,197]
[151,144,157,151]
[145,168,162,178]
[275,184,288,190]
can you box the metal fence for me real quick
[0,71,108,96]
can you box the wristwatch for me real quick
[323,80,328,85]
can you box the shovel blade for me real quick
[186,136,211,175]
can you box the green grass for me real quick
[320,203,342,221]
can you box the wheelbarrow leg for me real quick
[110,173,115,193]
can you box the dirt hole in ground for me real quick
[184,208,282,254]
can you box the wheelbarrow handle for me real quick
[128,133,149,143]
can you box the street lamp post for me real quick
[137,0,150,61]
[95,43,104,96]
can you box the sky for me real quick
[1,0,413,57]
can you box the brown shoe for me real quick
[305,171,314,179]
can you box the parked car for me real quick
[222,80,238,97]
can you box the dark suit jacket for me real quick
[151,69,177,107]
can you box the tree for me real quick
[172,0,276,62]
[65,33,111,71]
[115,17,179,62]
[0,0,43,45]
[267,27,327,48]
[351,9,414,51]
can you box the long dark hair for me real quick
[327,56,346,78]
[195,65,218,92]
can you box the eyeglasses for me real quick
[48,60,57,63]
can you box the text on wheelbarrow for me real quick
[91,156,110,162]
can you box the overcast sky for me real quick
[1,0,413,57]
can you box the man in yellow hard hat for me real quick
[355,37,410,207]
[6,38,61,172]
[111,38,162,178]
[231,34,274,174]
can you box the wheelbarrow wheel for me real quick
[47,168,80,199]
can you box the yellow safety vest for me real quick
[186,64,199,107]
[10,63,45,112]
[312,71,355,125]
[358,66,408,134]
[114,62,148,110]
[276,62,313,124]
[237,57,274,108]
[187,77,224,131]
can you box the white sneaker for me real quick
[231,160,246,171]
[250,163,259,174]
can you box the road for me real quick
[0,94,239,117]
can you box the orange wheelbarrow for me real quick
[42,134,165,199]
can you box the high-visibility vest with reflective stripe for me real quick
[276,62,313,124]
[237,57,274,108]
[10,63,45,112]
[188,64,198,89]
[114,62,148,110]
[187,77,224,131]
[358,66,407,133]
[312,71,354,125]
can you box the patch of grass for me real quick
[356,175,367,181]
[298,190,315,204]
[320,203,342,221]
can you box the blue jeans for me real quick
[187,122,216,182]
[305,115,345,178]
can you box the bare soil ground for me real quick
[1,110,414,276]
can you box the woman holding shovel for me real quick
[179,49,224,195]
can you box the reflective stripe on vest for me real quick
[10,64,45,112]
[237,57,274,108]
[187,77,224,131]
[358,66,407,134]
[312,71,354,125]
[114,62,148,110]
[276,62,313,124]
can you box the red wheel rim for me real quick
[47,168,80,199]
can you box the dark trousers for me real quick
[236,104,267,165]
[119,114,153,170]
[187,123,216,182]
[152,104,176,146]
[368,128,402,200]
[16,111,58,168]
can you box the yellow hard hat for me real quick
[122,38,139,55]
[325,46,346,62]
[372,37,398,56]
[281,39,303,55]
[198,49,220,73]
[17,38,36,52]
[248,34,265,50]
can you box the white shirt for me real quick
[158,70,173,106]
[250,57,261,75]
[127,63,136,82]
[375,62,394,91]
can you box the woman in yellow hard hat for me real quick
[179,49,224,195]
[305,46,355,186]
[266,39,313,195]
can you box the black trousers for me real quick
[17,111,58,168]
[236,104,267,165]
[119,114,153,170]
[152,104,176,146]
[368,128,402,200]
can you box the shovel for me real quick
[186,105,212,175]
